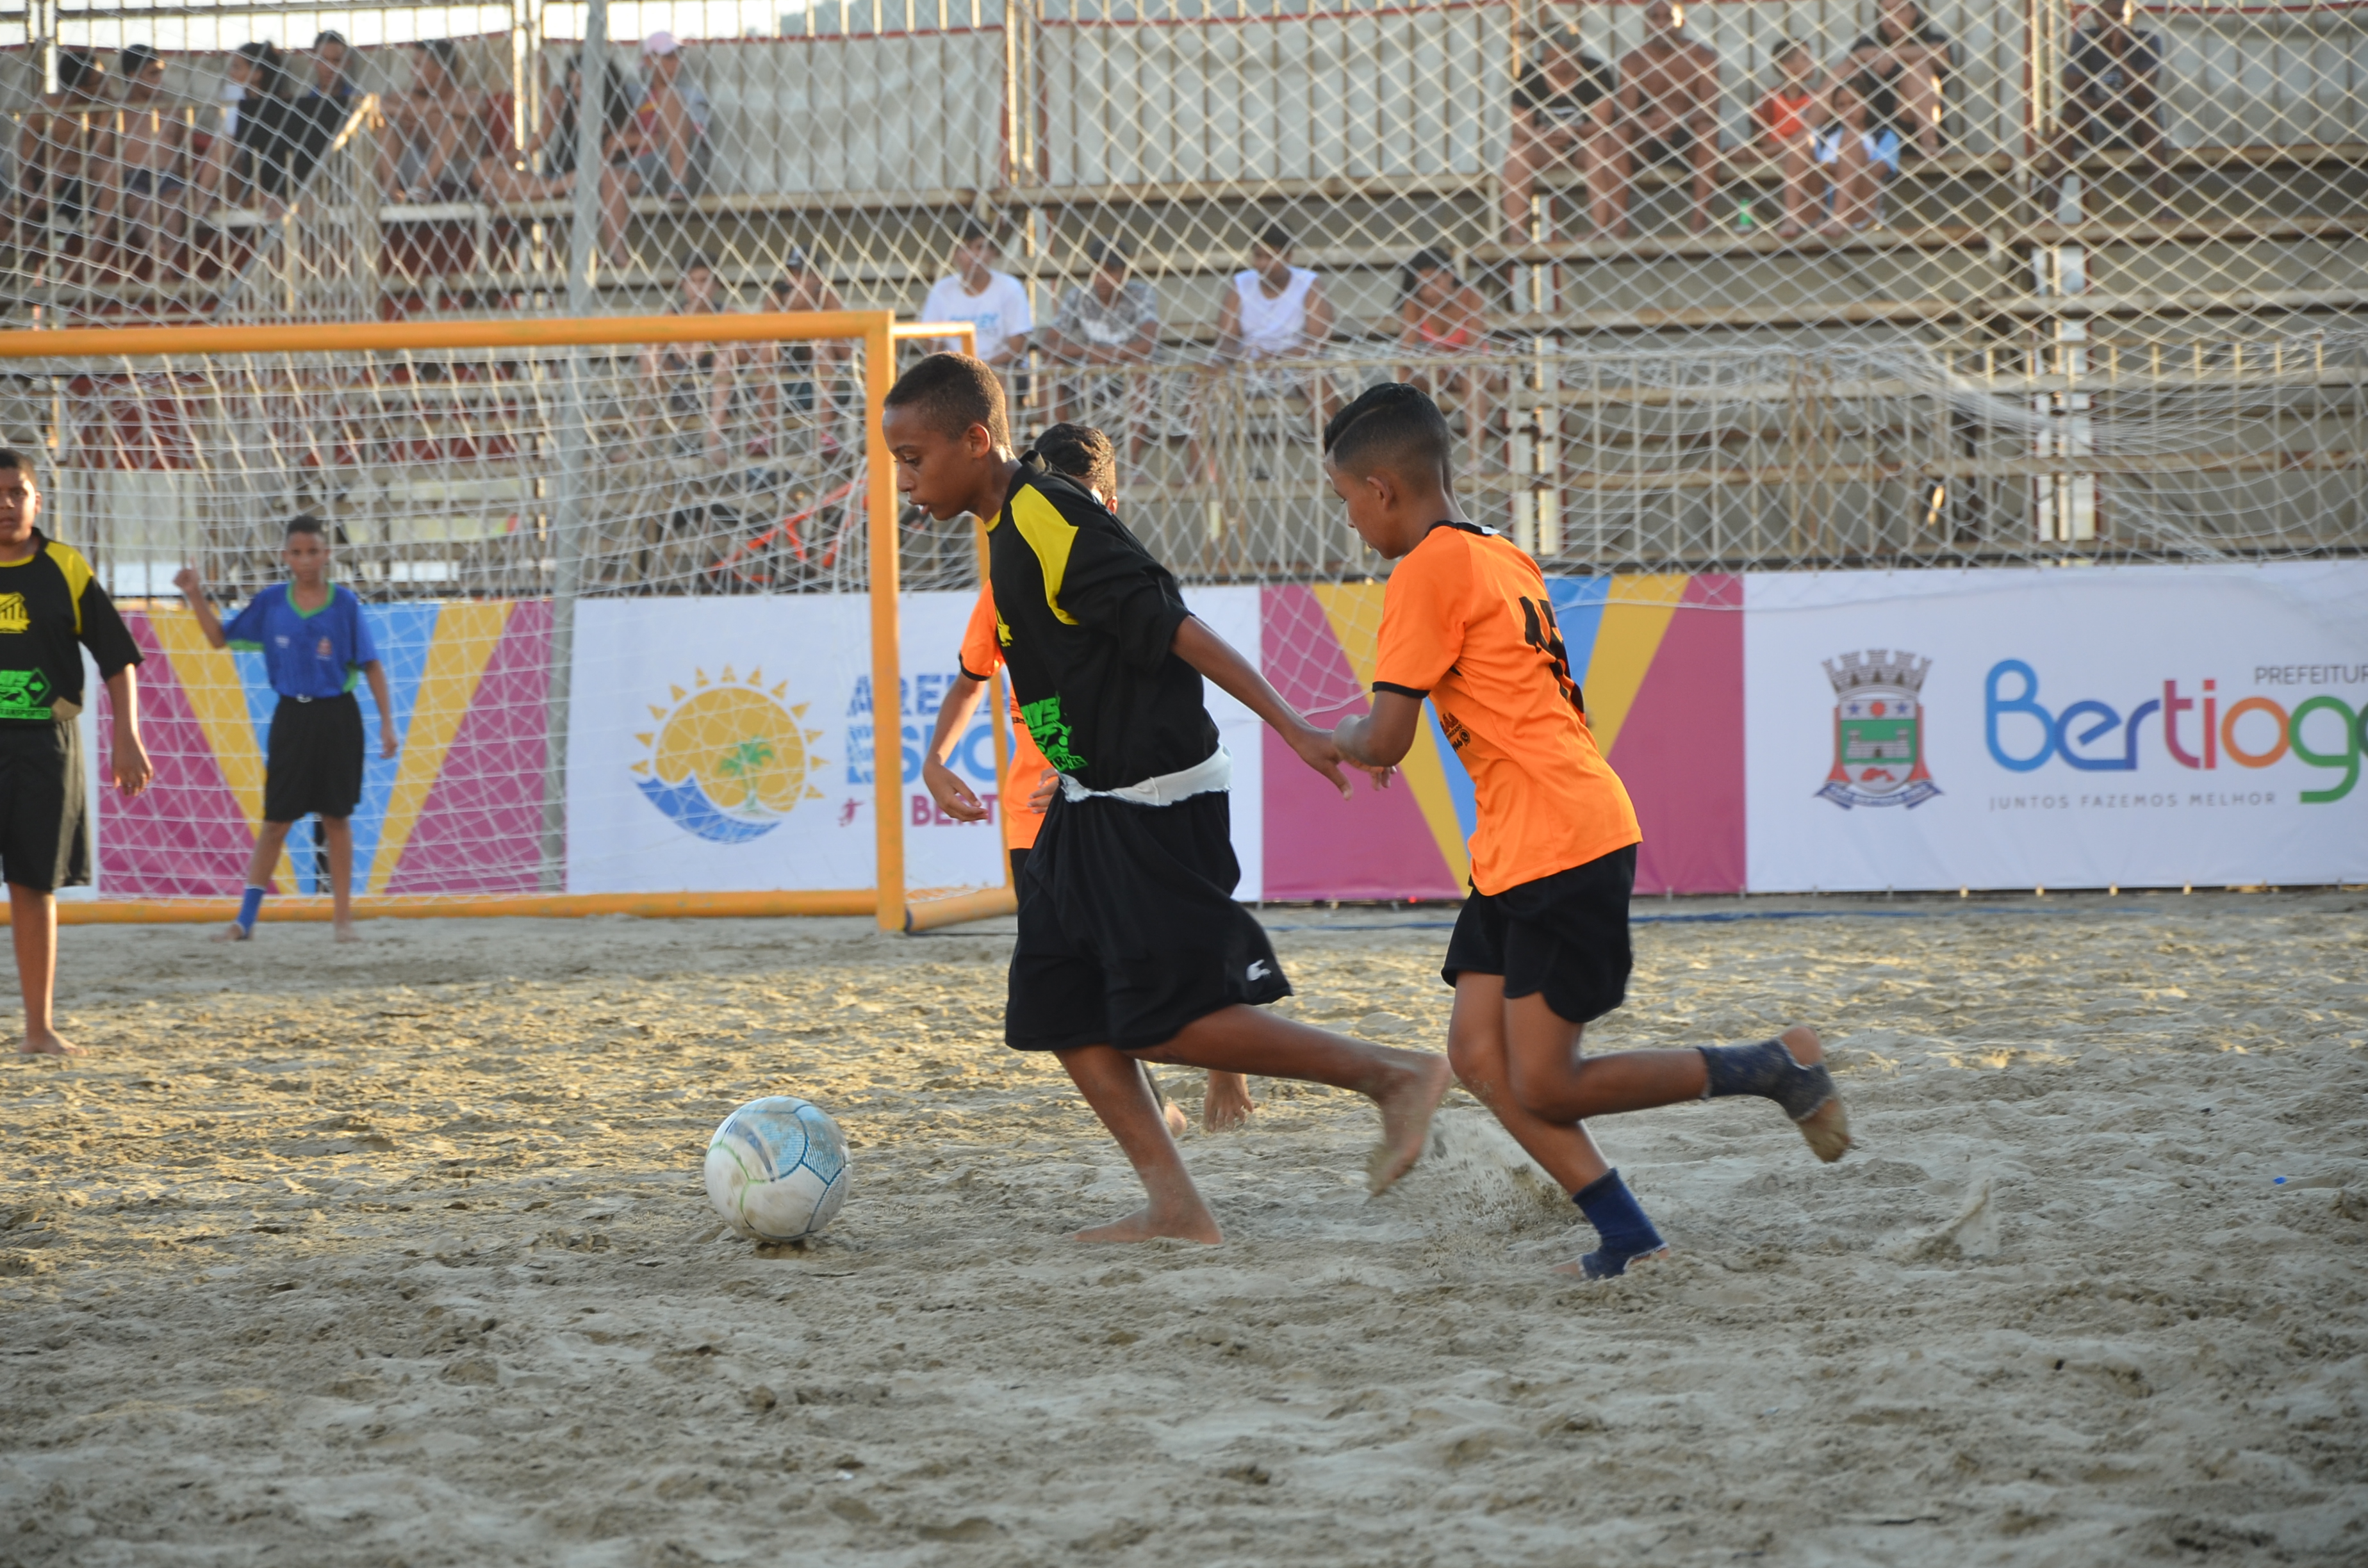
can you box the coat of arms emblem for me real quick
[1817,649,1941,809]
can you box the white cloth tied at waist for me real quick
[1057,746,1231,808]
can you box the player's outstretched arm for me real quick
[922,672,991,822]
[1334,690,1424,772]
[170,565,228,649]
[362,659,399,758]
[1171,616,1388,797]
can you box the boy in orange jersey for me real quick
[921,422,1256,1134]
[1323,384,1850,1278]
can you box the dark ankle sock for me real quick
[1698,1037,1835,1122]
[1572,1169,1663,1279]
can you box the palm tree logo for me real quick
[715,738,777,781]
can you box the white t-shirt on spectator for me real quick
[921,271,1033,362]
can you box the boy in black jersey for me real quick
[887,355,1451,1245]
[0,452,152,1055]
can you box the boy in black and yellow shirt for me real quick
[1323,386,1849,1280]
[891,354,1450,1245]
[0,451,152,1055]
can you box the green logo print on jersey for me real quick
[0,667,53,721]
[1019,694,1087,772]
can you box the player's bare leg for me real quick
[1065,1045,1222,1245]
[217,820,294,942]
[10,883,77,1056]
[1202,1069,1256,1132]
[322,816,359,942]
[1137,1005,1452,1193]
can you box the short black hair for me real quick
[414,37,459,67]
[1401,246,1455,298]
[313,29,347,48]
[1033,423,1117,502]
[120,44,163,76]
[285,513,327,540]
[0,449,31,473]
[1085,236,1128,271]
[885,353,1009,448]
[957,218,996,247]
[1322,382,1454,486]
[1257,223,1294,253]
[56,48,101,93]
[682,252,716,276]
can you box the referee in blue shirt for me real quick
[176,516,397,942]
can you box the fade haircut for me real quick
[1033,423,1117,502]
[0,450,29,473]
[884,353,1010,448]
[284,513,328,541]
[1322,382,1454,487]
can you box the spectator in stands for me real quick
[377,38,481,204]
[639,254,740,465]
[1845,0,1950,161]
[1815,71,1899,233]
[113,44,190,279]
[757,250,851,449]
[1499,26,1618,241]
[472,51,634,265]
[919,221,1033,367]
[1754,40,1828,240]
[193,42,305,215]
[291,32,356,192]
[1612,0,1723,236]
[1039,236,1159,424]
[15,48,113,256]
[2041,0,2173,218]
[1395,247,1491,448]
[1215,224,1331,363]
[616,31,712,208]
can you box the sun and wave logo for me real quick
[634,666,828,843]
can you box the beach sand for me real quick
[2,892,2362,1565]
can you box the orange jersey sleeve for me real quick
[958,585,1003,682]
[958,585,1050,850]
[1373,532,1471,698]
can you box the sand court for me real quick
[1,894,2363,1565]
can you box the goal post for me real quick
[0,312,1008,933]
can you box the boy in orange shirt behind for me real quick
[921,423,1255,1134]
[1324,384,1851,1278]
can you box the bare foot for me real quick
[1162,1098,1188,1138]
[1203,1070,1256,1133]
[1073,1204,1222,1245]
[1550,1245,1670,1279]
[1363,1052,1455,1196]
[19,1027,85,1056]
[1778,1024,1852,1163]
[333,922,361,944]
[211,922,252,943]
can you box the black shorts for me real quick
[1442,844,1637,1026]
[1008,847,1031,892]
[0,722,87,893]
[1632,128,1694,165]
[262,693,365,823]
[1007,789,1289,1053]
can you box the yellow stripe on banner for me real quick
[367,601,513,895]
[1581,575,1690,758]
[1309,583,1471,887]
[144,607,288,885]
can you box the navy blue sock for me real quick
[235,885,266,934]
[1698,1037,1834,1122]
[1572,1169,1664,1279]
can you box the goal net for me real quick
[0,312,1019,927]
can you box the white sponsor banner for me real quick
[568,593,1001,895]
[565,587,1269,898]
[1745,563,2368,892]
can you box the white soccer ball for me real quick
[703,1096,851,1243]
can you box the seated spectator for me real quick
[1754,41,1828,240]
[472,51,634,264]
[615,31,711,208]
[2042,0,2173,218]
[638,254,739,465]
[1814,72,1899,234]
[919,221,1032,367]
[1499,27,1618,241]
[377,39,483,204]
[1845,0,1950,161]
[297,31,358,172]
[111,45,192,279]
[1613,0,1723,237]
[1395,248,1490,447]
[757,250,851,449]
[1039,236,1158,424]
[15,47,113,250]
[194,42,306,215]
[1215,224,1331,363]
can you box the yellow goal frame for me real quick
[0,312,1007,935]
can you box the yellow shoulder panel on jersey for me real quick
[1008,485,1081,628]
[45,539,92,635]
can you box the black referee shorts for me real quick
[1007,789,1289,1054]
[0,721,88,894]
[1442,843,1638,1026]
[262,692,365,823]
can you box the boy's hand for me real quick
[111,733,153,799]
[379,721,399,760]
[1026,768,1057,814]
[170,565,203,597]
[921,755,989,823]
[1285,723,1392,799]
